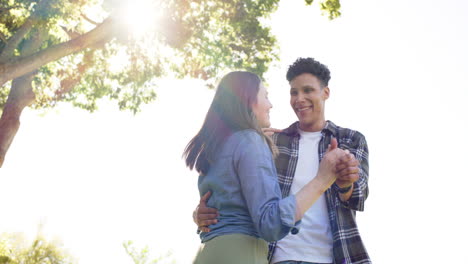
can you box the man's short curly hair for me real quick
[286,57,331,87]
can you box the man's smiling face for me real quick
[289,73,329,132]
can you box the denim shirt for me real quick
[198,129,298,243]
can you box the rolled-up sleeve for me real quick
[233,130,299,242]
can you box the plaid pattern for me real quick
[268,121,371,264]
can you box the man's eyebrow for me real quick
[290,85,314,90]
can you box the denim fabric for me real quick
[198,129,299,243]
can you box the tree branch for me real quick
[0,29,46,168]
[60,26,81,40]
[81,14,100,25]
[0,31,7,43]
[55,51,94,100]
[0,18,35,62]
[0,17,116,87]
[0,4,24,15]
[0,0,51,62]
[21,28,47,56]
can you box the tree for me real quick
[123,240,175,264]
[0,232,75,264]
[0,0,341,167]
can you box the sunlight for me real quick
[2,0,468,263]
[108,47,129,73]
[119,0,162,39]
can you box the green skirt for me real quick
[193,233,268,264]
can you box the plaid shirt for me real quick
[268,120,371,264]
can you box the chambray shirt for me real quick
[198,129,298,243]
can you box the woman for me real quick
[184,71,342,264]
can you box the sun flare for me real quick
[119,0,162,39]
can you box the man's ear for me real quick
[323,86,330,100]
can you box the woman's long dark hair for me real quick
[183,71,276,175]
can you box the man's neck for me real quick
[298,120,326,132]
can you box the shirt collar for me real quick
[322,120,338,137]
[282,120,338,137]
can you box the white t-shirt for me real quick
[271,129,333,264]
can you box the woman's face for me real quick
[252,83,273,128]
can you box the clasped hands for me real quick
[193,132,360,232]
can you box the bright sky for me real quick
[1,0,468,263]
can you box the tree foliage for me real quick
[0,0,342,112]
[0,0,284,112]
[304,0,341,19]
[123,240,175,264]
[0,0,341,166]
[0,232,75,264]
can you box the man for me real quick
[195,57,371,264]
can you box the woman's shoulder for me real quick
[226,129,270,159]
[229,129,263,144]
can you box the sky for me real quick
[1,0,468,263]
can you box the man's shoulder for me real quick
[327,121,367,146]
[271,122,299,146]
[275,122,300,136]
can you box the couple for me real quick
[184,58,371,264]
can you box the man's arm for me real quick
[335,133,369,211]
[193,191,219,233]
[193,128,281,233]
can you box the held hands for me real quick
[318,138,360,190]
[192,138,361,232]
[317,138,342,188]
[193,191,219,233]
[335,148,360,189]
[320,138,360,202]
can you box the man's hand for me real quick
[317,138,344,187]
[325,138,359,200]
[262,127,283,137]
[193,191,219,233]
[335,150,360,188]
[333,148,360,201]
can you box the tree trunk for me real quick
[0,74,35,167]
[0,17,116,167]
